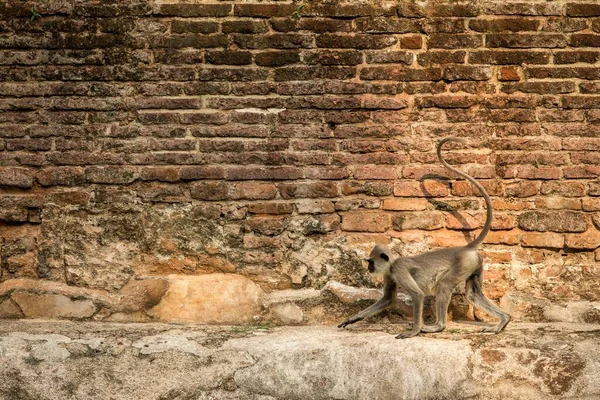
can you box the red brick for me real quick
[445,212,486,230]
[190,182,230,201]
[232,182,278,200]
[140,167,180,183]
[393,181,450,197]
[505,181,540,198]
[521,232,564,249]
[354,165,399,180]
[278,182,338,199]
[85,166,139,184]
[47,190,91,206]
[382,198,429,211]
[392,212,444,231]
[341,210,391,232]
[246,216,289,236]
[535,198,582,210]
[295,200,335,214]
[400,35,423,49]
[248,202,293,215]
[498,67,521,81]
[341,181,393,196]
[540,181,586,197]
[36,167,85,186]
[565,230,600,250]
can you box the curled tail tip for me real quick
[438,137,468,148]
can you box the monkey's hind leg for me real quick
[420,285,452,333]
[465,267,511,333]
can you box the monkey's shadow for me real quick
[420,174,475,243]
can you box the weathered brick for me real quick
[190,181,230,201]
[234,34,313,49]
[205,51,252,65]
[535,197,582,210]
[233,4,296,18]
[517,211,587,233]
[469,50,550,64]
[171,21,219,34]
[0,167,34,188]
[246,215,289,236]
[555,50,600,64]
[469,18,540,32]
[295,199,335,214]
[501,81,576,94]
[140,167,180,183]
[565,230,600,250]
[393,181,450,197]
[382,198,429,211]
[566,3,600,17]
[428,34,483,49]
[278,182,338,199]
[303,50,362,65]
[156,4,231,17]
[232,182,278,200]
[221,20,268,34]
[360,67,442,81]
[443,66,491,81]
[487,34,567,48]
[392,212,444,231]
[521,232,564,249]
[341,210,391,232]
[505,181,540,198]
[417,51,465,66]
[483,3,562,16]
[316,34,396,49]
[341,181,393,196]
[254,51,300,67]
[85,166,139,184]
[248,202,293,215]
[37,167,85,186]
[275,66,356,81]
[355,17,420,33]
[47,190,91,206]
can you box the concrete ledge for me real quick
[1,320,599,399]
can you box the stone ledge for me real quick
[1,320,599,400]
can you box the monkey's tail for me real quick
[437,137,492,249]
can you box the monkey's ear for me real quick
[380,253,389,261]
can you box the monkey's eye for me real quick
[380,253,389,261]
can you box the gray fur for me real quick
[338,138,511,339]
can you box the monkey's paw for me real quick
[337,321,350,328]
[395,331,419,339]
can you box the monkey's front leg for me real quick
[338,297,393,328]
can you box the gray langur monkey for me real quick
[338,137,511,339]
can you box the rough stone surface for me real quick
[0,321,599,400]
[0,0,600,325]
[148,274,264,324]
[11,292,96,319]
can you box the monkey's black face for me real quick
[367,260,375,273]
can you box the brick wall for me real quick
[1,0,600,324]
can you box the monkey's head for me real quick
[367,244,392,275]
